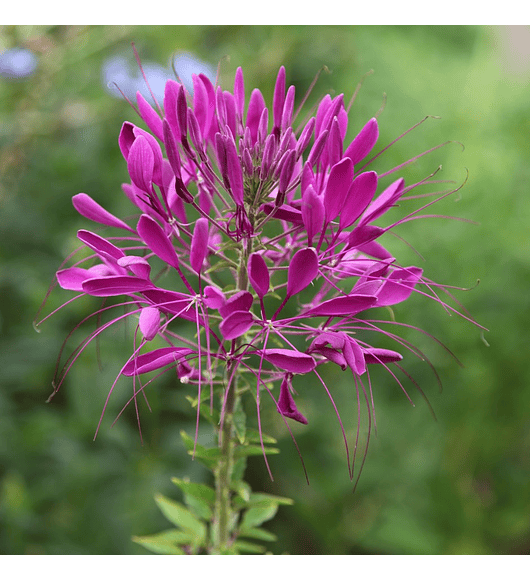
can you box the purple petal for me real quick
[234,67,245,122]
[344,117,379,165]
[261,203,303,224]
[136,91,164,141]
[56,267,94,291]
[77,230,125,262]
[359,177,405,226]
[343,337,366,375]
[118,122,135,160]
[376,267,423,306]
[137,214,179,269]
[127,135,154,192]
[301,185,325,246]
[339,171,378,230]
[219,310,254,340]
[363,347,403,364]
[190,217,209,274]
[117,256,151,280]
[224,135,244,205]
[82,276,153,296]
[248,253,270,299]
[219,291,253,318]
[246,88,266,144]
[163,79,181,139]
[141,288,200,322]
[272,66,286,130]
[281,85,295,132]
[277,373,308,424]
[304,294,377,317]
[347,225,385,248]
[72,193,134,232]
[203,286,226,310]
[262,348,316,374]
[286,247,319,298]
[122,347,193,376]
[324,157,354,222]
[139,306,160,341]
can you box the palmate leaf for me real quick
[154,494,207,547]
[132,529,190,555]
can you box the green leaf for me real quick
[180,430,221,469]
[233,540,267,554]
[245,429,277,445]
[233,444,280,458]
[238,526,278,542]
[171,477,215,520]
[154,494,207,545]
[247,492,294,506]
[241,503,279,529]
[231,456,247,486]
[233,398,246,444]
[132,529,189,555]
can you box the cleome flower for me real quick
[37,64,481,482]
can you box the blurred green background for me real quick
[1,25,529,555]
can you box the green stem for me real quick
[211,234,253,554]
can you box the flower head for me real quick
[38,64,481,482]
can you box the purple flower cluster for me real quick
[43,66,472,478]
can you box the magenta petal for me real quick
[234,67,245,121]
[82,276,153,296]
[72,193,134,232]
[305,294,377,317]
[141,289,200,323]
[139,306,160,341]
[248,253,270,299]
[224,135,244,204]
[277,373,308,424]
[77,230,125,262]
[190,217,209,274]
[56,267,94,291]
[262,349,316,374]
[163,79,181,138]
[340,171,378,230]
[219,291,253,318]
[219,310,254,340]
[136,91,164,141]
[122,347,193,376]
[246,88,266,144]
[286,247,319,298]
[301,185,325,246]
[376,267,423,306]
[261,203,303,224]
[117,256,151,280]
[360,177,405,226]
[203,286,226,310]
[272,66,286,130]
[324,157,354,222]
[363,347,403,364]
[347,225,384,248]
[344,117,379,165]
[343,337,366,375]
[127,135,154,192]
[357,240,394,260]
[137,214,179,269]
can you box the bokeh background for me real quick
[1,25,529,555]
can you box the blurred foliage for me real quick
[1,25,529,555]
